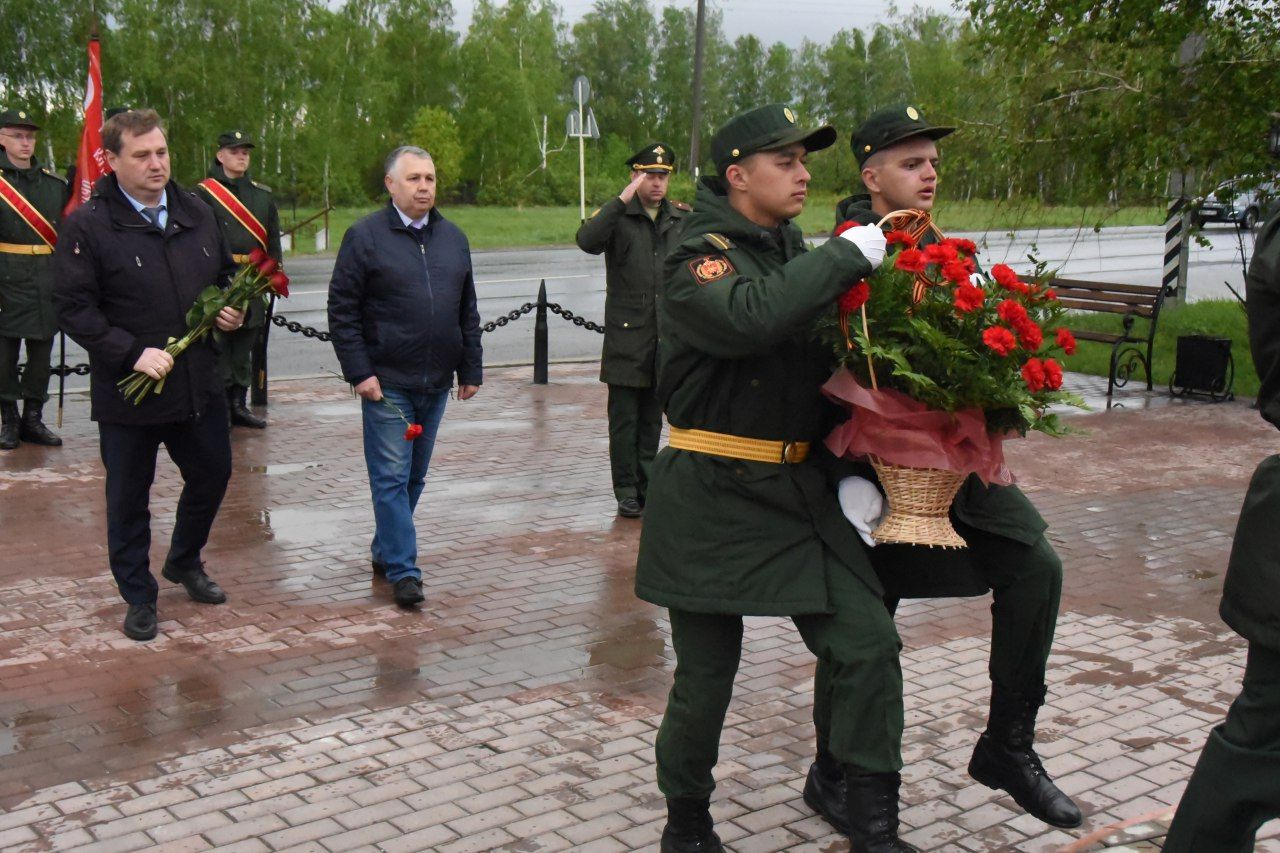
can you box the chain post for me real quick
[533,280,549,385]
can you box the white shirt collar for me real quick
[392,203,429,230]
[119,186,167,215]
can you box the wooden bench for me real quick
[1049,278,1167,398]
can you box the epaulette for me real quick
[671,200,691,212]
[702,232,734,251]
[252,180,272,192]
[43,168,68,185]
[588,207,601,219]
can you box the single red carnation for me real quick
[1042,288,1058,301]
[1022,358,1047,392]
[1016,320,1044,351]
[248,248,269,266]
[953,284,985,313]
[983,326,1017,356]
[1056,327,1077,355]
[923,242,959,264]
[941,259,971,285]
[947,237,977,255]
[404,424,424,441]
[997,299,1029,325]
[991,264,1019,286]
[895,248,928,273]
[834,220,858,237]
[838,281,871,312]
[1043,358,1064,390]
[885,229,915,248]
[269,271,290,297]
[257,258,279,277]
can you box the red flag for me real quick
[64,37,110,217]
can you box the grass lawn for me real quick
[1059,298,1257,397]
[280,197,1167,255]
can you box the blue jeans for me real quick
[361,386,448,582]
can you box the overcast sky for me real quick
[451,0,963,48]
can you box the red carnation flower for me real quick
[953,284,985,313]
[838,281,871,312]
[1016,320,1043,351]
[404,424,424,441]
[885,229,916,249]
[1056,327,1077,355]
[269,271,290,297]
[1043,358,1064,390]
[833,220,858,237]
[1022,358,1047,392]
[257,258,279,277]
[248,248,269,266]
[895,248,928,273]
[923,242,959,264]
[991,264,1019,287]
[997,299,1029,325]
[1042,288,1058,301]
[982,326,1017,356]
[946,237,977,255]
[942,259,972,285]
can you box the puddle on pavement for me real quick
[259,507,354,542]
[588,634,666,670]
[249,462,325,475]
[1184,568,1218,580]
[308,402,360,418]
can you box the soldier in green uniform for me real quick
[195,129,282,429]
[821,104,1081,831]
[0,108,68,449]
[575,143,688,517]
[1162,207,1280,852]
[636,104,924,853]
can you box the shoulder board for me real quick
[588,207,601,219]
[251,180,272,192]
[702,232,734,251]
[671,200,691,212]
[43,168,68,185]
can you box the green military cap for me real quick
[851,103,954,168]
[710,104,835,175]
[0,108,40,130]
[217,129,255,149]
[627,142,676,173]
[104,106,131,121]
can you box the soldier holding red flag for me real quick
[196,130,282,429]
[0,108,69,449]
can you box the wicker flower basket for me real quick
[870,458,967,549]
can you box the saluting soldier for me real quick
[826,104,1081,831]
[195,129,282,429]
[575,143,688,517]
[635,105,926,852]
[1163,207,1280,852]
[0,108,69,449]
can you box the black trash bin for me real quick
[1170,335,1235,401]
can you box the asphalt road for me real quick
[47,221,1260,392]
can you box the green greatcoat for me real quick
[635,178,884,615]
[195,163,282,388]
[834,193,1049,547]
[0,150,68,339]
[575,195,688,387]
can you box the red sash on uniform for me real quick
[198,178,268,250]
[0,175,58,248]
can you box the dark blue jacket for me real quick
[328,204,482,391]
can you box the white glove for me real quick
[838,476,885,547]
[838,224,886,267]
[969,272,986,286]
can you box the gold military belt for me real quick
[668,427,810,464]
[0,242,53,255]
[231,253,252,264]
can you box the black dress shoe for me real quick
[393,577,425,607]
[803,760,850,836]
[19,401,61,446]
[372,560,388,578]
[617,497,643,518]
[123,603,158,641]
[162,563,228,604]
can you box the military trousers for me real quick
[655,551,904,798]
[0,334,53,404]
[216,323,262,391]
[606,384,662,502]
[1164,644,1280,852]
[869,520,1063,698]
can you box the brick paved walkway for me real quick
[1,365,1278,851]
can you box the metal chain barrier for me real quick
[270,312,332,342]
[481,302,536,333]
[545,302,605,334]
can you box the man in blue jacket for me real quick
[327,146,482,608]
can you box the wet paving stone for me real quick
[1,366,1279,850]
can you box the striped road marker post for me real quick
[1163,196,1190,303]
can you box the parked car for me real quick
[1194,176,1278,229]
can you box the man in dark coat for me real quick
[575,143,688,517]
[819,104,1082,832]
[53,109,245,642]
[636,104,926,853]
[196,129,283,429]
[327,146,481,609]
[0,107,69,448]
[1162,206,1280,852]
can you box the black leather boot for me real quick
[967,688,1083,828]
[803,748,849,835]
[844,771,919,853]
[659,797,723,853]
[0,402,18,450]
[228,386,266,429]
[19,400,62,446]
